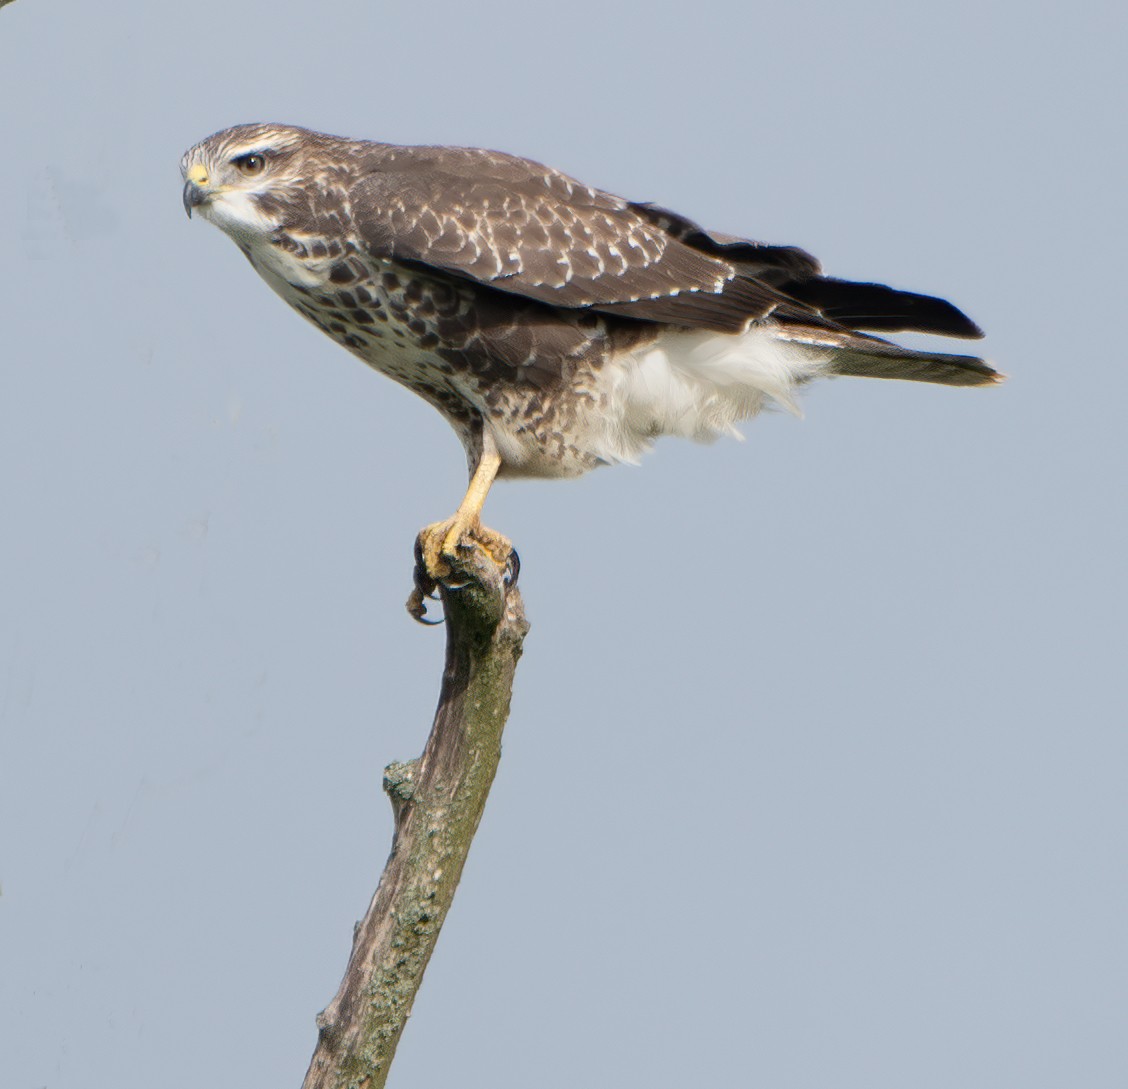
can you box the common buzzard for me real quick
[181,124,997,596]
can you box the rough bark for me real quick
[301,544,528,1089]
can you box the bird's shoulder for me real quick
[346,143,745,316]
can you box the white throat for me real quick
[199,188,278,247]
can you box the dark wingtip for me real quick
[923,297,984,340]
[781,277,985,339]
[963,315,986,340]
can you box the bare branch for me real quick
[302,544,529,1089]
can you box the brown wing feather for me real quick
[349,147,742,316]
[348,144,983,342]
[628,201,822,285]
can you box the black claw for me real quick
[407,530,516,625]
[408,537,444,624]
[406,585,444,624]
[412,565,437,600]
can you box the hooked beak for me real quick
[183,182,206,218]
[182,163,211,218]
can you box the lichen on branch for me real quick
[301,545,528,1089]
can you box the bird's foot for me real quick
[420,516,514,580]
[406,518,519,624]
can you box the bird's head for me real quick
[180,123,341,243]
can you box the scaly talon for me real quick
[406,539,443,623]
[407,519,515,624]
[405,435,516,625]
[418,517,513,581]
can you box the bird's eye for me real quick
[233,153,267,177]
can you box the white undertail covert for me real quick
[597,327,834,465]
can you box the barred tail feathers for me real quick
[772,327,1002,388]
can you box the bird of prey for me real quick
[182,123,998,593]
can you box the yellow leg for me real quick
[442,447,502,552]
[418,444,512,580]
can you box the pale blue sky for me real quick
[1,2,1125,1086]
